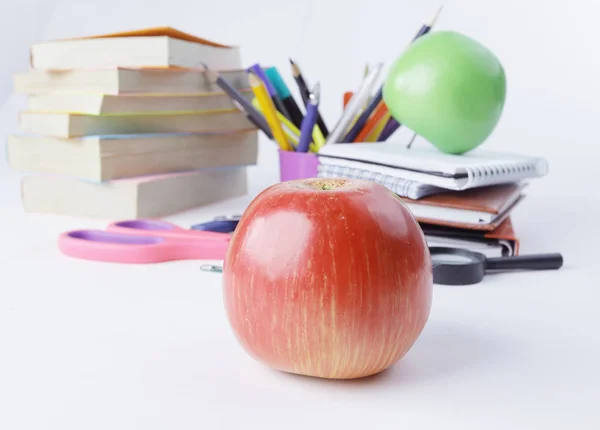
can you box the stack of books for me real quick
[316,142,550,257]
[7,27,258,219]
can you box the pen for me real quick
[340,6,443,143]
[354,100,389,142]
[297,82,320,153]
[289,58,329,138]
[325,63,383,145]
[248,72,293,151]
[248,64,291,122]
[203,63,273,139]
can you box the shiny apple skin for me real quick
[222,178,433,379]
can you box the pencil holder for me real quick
[278,149,320,182]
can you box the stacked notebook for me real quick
[317,142,549,256]
[7,27,258,219]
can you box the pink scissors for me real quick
[58,219,231,264]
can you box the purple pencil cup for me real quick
[278,150,320,182]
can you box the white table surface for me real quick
[1,139,599,430]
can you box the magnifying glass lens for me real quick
[431,252,476,265]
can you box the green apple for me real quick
[382,31,506,154]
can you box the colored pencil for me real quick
[325,63,383,145]
[289,58,330,138]
[248,72,292,151]
[298,82,320,153]
[378,117,401,141]
[203,63,273,139]
[265,67,305,129]
[366,112,391,141]
[339,7,443,143]
[252,97,300,148]
[353,101,389,142]
[343,92,353,109]
[248,64,292,122]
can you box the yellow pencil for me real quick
[248,72,292,151]
[366,112,391,142]
[252,98,320,153]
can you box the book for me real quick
[25,91,253,115]
[401,183,525,230]
[420,217,520,258]
[29,27,241,70]
[7,130,258,181]
[14,68,249,95]
[19,110,254,138]
[316,143,548,191]
[20,167,248,219]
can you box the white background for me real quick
[1,0,599,429]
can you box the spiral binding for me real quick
[464,159,547,189]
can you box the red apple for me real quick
[222,178,433,379]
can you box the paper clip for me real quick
[200,264,223,273]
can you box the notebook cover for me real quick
[411,195,524,231]
[402,183,524,214]
[420,217,520,255]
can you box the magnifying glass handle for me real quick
[486,253,563,271]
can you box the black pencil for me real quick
[290,58,329,138]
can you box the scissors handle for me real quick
[486,253,563,271]
[59,230,230,264]
[107,219,230,241]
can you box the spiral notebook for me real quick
[316,143,548,193]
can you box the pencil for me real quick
[265,67,305,129]
[366,111,391,141]
[289,58,330,138]
[297,82,320,153]
[252,97,300,148]
[248,72,292,151]
[203,63,273,139]
[340,6,443,143]
[353,101,389,142]
[325,63,383,145]
[378,117,401,141]
[248,64,292,122]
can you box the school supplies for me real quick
[21,168,248,219]
[248,64,291,121]
[265,67,305,128]
[289,58,329,138]
[325,63,384,145]
[401,183,525,231]
[251,97,300,146]
[58,219,231,264]
[248,72,292,151]
[29,27,242,70]
[316,143,548,192]
[421,217,520,257]
[297,83,320,153]
[7,131,258,182]
[203,63,273,138]
[341,7,443,143]
[430,247,562,286]
[354,101,389,142]
[378,117,401,141]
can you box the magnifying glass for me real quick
[430,247,564,285]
